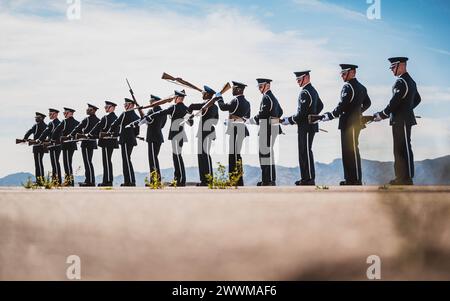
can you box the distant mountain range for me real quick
[1,155,449,186]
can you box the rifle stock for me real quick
[219,82,231,94]
[76,133,87,140]
[60,135,71,142]
[28,139,42,146]
[161,72,203,93]
[99,132,113,139]
[308,114,323,124]
[135,95,176,111]
[16,138,30,144]
[361,115,375,126]
[183,82,233,126]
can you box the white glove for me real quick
[321,113,331,122]
[281,118,290,126]
[139,117,150,126]
[373,113,382,122]
[244,118,254,125]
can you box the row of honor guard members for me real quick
[23,57,420,186]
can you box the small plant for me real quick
[63,174,74,187]
[22,177,39,189]
[229,160,244,188]
[378,184,389,190]
[39,173,60,189]
[145,170,164,189]
[169,179,178,188]
[22,173,60,190]
[206,160,244,189]
[315,185,329,190]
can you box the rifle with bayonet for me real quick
[126,78,145,118]
[162,72,203,93]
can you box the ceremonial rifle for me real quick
[180,82,232,125]
[162,72,203,93]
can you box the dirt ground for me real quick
[1,186,449,280]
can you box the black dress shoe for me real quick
[389,178,413,185]
[79,182,95,187]
[257,181,276,186]
[300,179,315,186]
[98,182,113,187]
[295,180,302,186]
[340,180,362,186]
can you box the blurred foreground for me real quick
[1,186,449,280]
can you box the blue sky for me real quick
[0,0,449,176]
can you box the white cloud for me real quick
[292,0,367,20]
[0,1,448,178]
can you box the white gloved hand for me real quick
[321,113,331,122]
[244,118,253,125]
[281,118,290,126]
[138,117,150,126]
[373,113,382,122]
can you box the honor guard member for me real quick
[321,64,372,185]
[216,81,251,186]
[247,78,283,186]
[373,57,421,185]
[187,86,219,186]
[144,95,167,182]
[23,112,47,183]
[69,103,100,186]
[53,107,79,186]
[110,98,140,187]
[281,70,324,186]
[37,108,62,184]
[88,101,119,187]
[137,90,193,187]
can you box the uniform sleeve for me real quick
[288,91,311,125]
[380,79,407,118]
[38,124,52,140]
[52,121,63,140]
[211,105,219,125]
[89,116,106,137]
[70,118,86,136]
[330,84,354,119]
[24,124,36,139]
[413,91,421,109]
[188,103,204,113]
[160,113,167,129]
[253,95,271,124]
[217,96,237,112]
[362,92,371,113]
[110,113,124,134]
[159,105,175,117]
